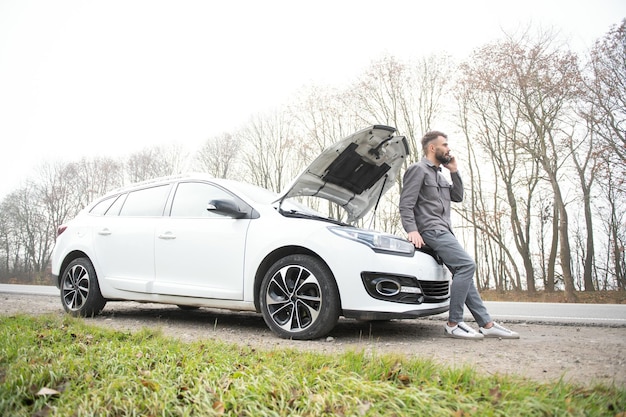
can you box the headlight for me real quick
[328,226,415,256]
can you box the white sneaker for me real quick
[479,322,520,339]
[444,322,484,339]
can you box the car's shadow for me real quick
[91,301,446,344]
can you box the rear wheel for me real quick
[260,254,340,340]
[60,257,106,317]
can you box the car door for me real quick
[153,181,252,300]
[91,184,172,293]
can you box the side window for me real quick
[105,194,127,216]
[89,196,117,216]
[170,182,235,218]
[119,185,171,217]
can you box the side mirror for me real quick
[207,199,248,219]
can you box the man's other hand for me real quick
[407,231,424,248]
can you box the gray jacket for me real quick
[399,157,464,234]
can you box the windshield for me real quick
[280,197,324,216]
[227,181,329,218]
[229,182,277,204]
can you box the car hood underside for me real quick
[278,125,409,223]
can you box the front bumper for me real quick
[343,304,449,321]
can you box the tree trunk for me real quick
[545,205,558,292]
[555,194,577,301]
[582,191,596,291]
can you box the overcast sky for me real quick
[0,0,624,199]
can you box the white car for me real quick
[51,125,450,340]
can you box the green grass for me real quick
[1,315,624,416]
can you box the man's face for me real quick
[431,136,451,164]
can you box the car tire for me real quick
[260,254,340,340]
[60,257,106,317]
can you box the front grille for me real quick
[418,280,450,302]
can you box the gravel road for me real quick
[2,292,625,387]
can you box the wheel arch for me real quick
[57,250,92,287]
[252,246,342,313]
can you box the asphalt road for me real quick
[1,284,625,326]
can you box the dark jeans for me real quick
[421,229,492,327]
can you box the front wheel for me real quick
[260,254,340,340]
[60,257,106,317]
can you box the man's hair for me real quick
[421,130,447,154]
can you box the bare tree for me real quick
[1,157,124,283]
[36,161,82,236]
[1,183,54,283]
[413,54,456,139]
[456,40,544,293]
[290,84,362,154]
[36,158,124,230]
[581,20,626,291]
[126,144,188,183]
[500,29,581,300]
[238,110,301,192]
[568,125,602,291]
[350,55,409,129]
[195,132,241,179]
[583,20,626,178]
[536,192,560,292]
[601,164,626,289]
[75,156,125,204]
[0,198,23,279]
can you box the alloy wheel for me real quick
[265,264,322,332]
[62,263,91,312]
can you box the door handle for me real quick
[98,228,112,236]
[158,232,176,240]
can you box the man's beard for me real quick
[435,151,451,164]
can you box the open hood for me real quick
[278,125,409,223]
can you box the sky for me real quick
[0,0,624,199]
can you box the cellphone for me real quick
[443,155,453,165]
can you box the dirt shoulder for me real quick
[2,293,625,387]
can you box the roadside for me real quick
[2,291,625,387]
[480,289,626,304]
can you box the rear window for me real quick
[105,194,126,216]
[118,185,171,217]
[89,196,117,215]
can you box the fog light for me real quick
[361,272,427,304]
[375,279,401,296]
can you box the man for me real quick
[399,131,519,339]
